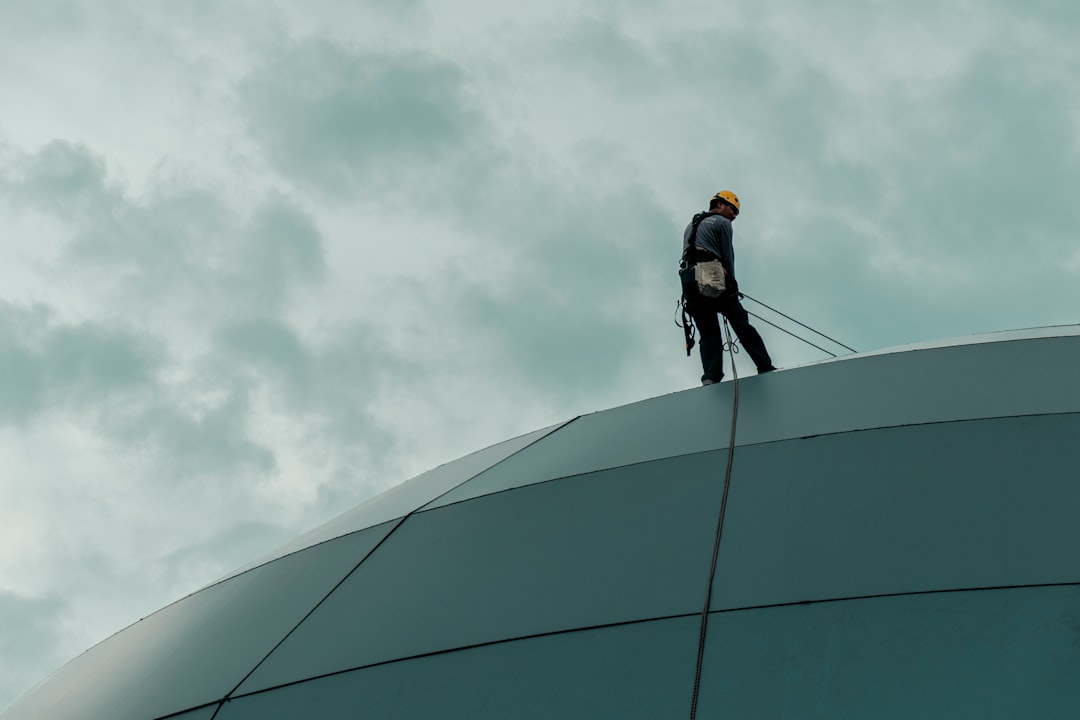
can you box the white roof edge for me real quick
[587,324,1080,417]
[845,323,1080,360]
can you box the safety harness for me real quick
[676,212,718,356]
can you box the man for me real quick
[681,190,776,385]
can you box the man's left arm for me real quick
[717,222,739,293]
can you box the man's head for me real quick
[709,190,740,220]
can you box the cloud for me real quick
[1,140,350,482]
[244,196,326,289]
[0,135,413,497]
[0,0,90,38]
[0,302,162,425]
[11,140,110,214]
[214,316,398,450]
[232,33,689,407]
[0,300,279,485]
[4,141,330,322]
[239,39,479,196]
[426,179,677,400]
[0,592,66,710]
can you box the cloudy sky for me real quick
[2,0,1079,708]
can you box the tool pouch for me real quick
[693,260,727,298]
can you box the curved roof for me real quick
[5,327,1080,719]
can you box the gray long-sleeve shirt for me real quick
[682,213,736,279]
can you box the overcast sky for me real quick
[2,0,1079,709]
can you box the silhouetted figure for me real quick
[680,190,775,385]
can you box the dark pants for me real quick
[686,293,774,383]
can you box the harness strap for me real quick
[680,212,713,267]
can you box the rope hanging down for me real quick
[684,295,853,716]
[688,318,741,720]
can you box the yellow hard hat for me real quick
[712,190,740,213]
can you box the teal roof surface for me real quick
[5,327,1079,719]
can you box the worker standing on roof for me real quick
[680,190,776,385]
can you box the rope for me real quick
[747,310,839,358]
[740,293,857,353]
[688,318,740,720]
